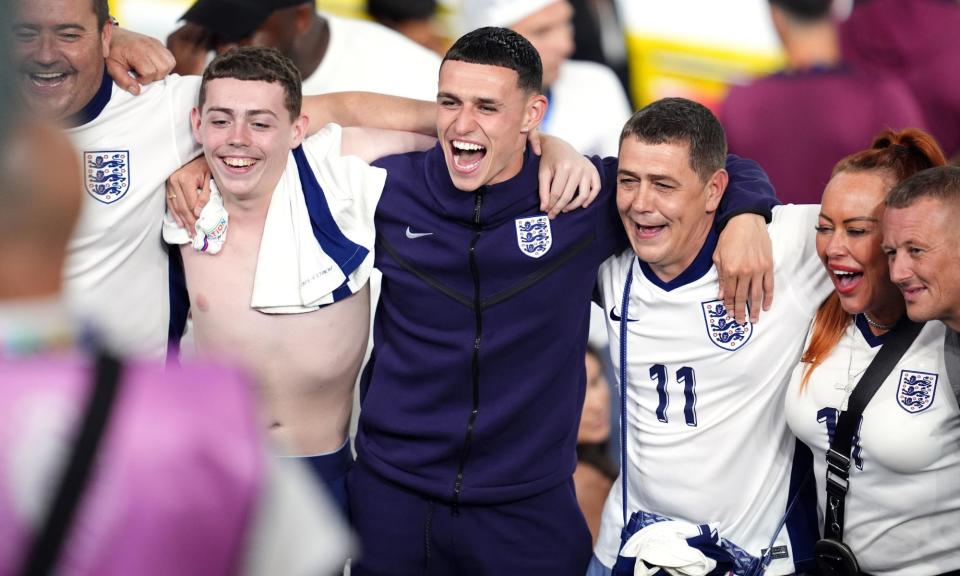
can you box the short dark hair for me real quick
[93,0,110,29]
[368,0,436,21]
[443,27,542,94]
[886,165,960,209]
[199,46,302,119]
[619,97,727,183]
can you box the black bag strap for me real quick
[823,317,924,541]
[20,351,124,576]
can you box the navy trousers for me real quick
[348,463,592,576]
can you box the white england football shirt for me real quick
[785,318,960,576]
[65,74,201,357]
[595,205,832,574]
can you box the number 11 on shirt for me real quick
[649,364,698,427]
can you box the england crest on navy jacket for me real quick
[515,215,552,258]
[84,151,130,204]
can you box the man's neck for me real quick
[221,187,273,225]
[649,217,715,284]
[783,25,841,70]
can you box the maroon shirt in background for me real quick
[719,67,926,204]
[840,0,960,157]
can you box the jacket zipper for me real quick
[451,188,484,514]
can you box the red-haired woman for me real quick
[785,129,960,576]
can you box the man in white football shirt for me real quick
[590,98,832,576]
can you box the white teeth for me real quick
[224,158,254,167]
[452,141,485,151]
[833,270,858,277]
[33,72,64,79]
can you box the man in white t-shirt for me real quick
[590,97,832,576]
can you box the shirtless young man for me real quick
[163,46,600,513]
[162,46,434,512]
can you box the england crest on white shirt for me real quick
[896,369,937,413]
[84,151,129,204]
[701,299,752,351]
[515,215,552,259]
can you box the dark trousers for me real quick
[348,463,592,576]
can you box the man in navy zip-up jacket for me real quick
[350,27,779,576]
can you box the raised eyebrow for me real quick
[205,108,279,119]
[53,24,87,32]
[244,109,279,120]
[841,216,879,225]
[473,97,502,107]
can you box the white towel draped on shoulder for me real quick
[163,123,386,314]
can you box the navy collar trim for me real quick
[854,312,887,348]
[638,225,717,292]
[64,67,112,128]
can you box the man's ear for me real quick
[100,18,113,59]
[190,107,202,143]
[520,93,548,134]
[704,168,729,213]
[293,4,314,35]
[290,113,308,149]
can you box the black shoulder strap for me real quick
[20,351,124,576]
[822,318,924,541]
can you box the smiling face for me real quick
[882,197,960,330]
[436,59,546,192]
[816,169,904,324]
[13,0,111,120]
[616,137,726,282]
[192,78,306,204]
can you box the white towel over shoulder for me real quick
[163,123,386,314]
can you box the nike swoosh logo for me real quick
[609,307,639,323]
[405,226,434,239]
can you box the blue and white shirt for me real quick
[64,71,200,357]
[595,204,832,574]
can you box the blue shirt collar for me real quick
[64,66,112,128]
[638,223,718,292]
[855,312,888,348]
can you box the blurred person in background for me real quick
[720,0,925,204]
[786,129,959,575]
[367,0,446,55]
[459,0,633,158]
[0,40,349,576]
[575,345,618,544]
[840,0,960,159]
[567,0,631,103]
[168,0,440,100]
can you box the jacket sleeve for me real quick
[716,153,780,230]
